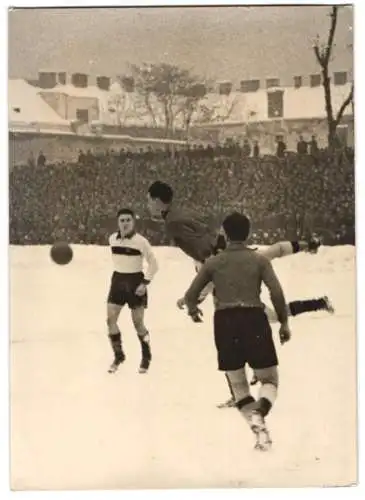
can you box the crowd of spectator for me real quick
[9,147,355,247]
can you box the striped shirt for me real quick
[109,232,158,282]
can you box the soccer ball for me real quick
[50,242,73,265]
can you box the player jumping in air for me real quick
[107,208,158,374]
[147,181,333,318]
[147,181,334,405]
[183,212,291,451]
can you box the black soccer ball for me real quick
[50,242,73,265]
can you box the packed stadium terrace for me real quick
[9,147,355,246]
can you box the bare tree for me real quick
[124,63,208,138]
[176,82,210,137]
[120,63,244,137]
[117,73,159,128]
[107,91,128,127]
[313,6,354,148]
[197,93,240,124]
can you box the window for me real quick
[188,83,207,98]
[266,78,280,89]
[310,74,321,87]
[121,76,135,92]
[267,91,284,118]
[240,79,260,93]
[76,109,89,122]
[97,76,111,91]
[38,72,57,89]
[294,76,302,89]
[58,72,66,85]
[72,73,88,88]
[219,82,232,95]
[334,71,347,85]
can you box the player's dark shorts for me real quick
[107,271,147,309]
[213,307,278,371]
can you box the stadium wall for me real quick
[9,131,186,165]
[193,116,354,154]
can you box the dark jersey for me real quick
[184,242,288,324]
[163,207,219,263]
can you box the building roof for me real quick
[283,83,353,121]
[8,79,72,131]
[8,78,354,133]
[194,82,353,126]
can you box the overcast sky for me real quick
[8,5,353,85]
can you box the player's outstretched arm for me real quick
[259,236,321,261]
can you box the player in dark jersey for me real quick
[147,181,335,406]
[147,180,333,317]
[183,212,291,451]
[107,208,158,374]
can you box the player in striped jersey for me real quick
[107,208,158,374]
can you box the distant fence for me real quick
[9,130,186,165]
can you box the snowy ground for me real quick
[10,245,357,490]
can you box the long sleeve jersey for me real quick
[257,241,297,261]
[164,204,298,265]
[184,242,288,324]
[109,231,158,282]
[163,207,218,263]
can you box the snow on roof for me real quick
[283,83,353,120]
[8,79,72,130]
[11,78,353,133]
[194,83,353,125]
[43,83,106,99]
[99,82,354,128]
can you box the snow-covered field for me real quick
[9,245,357,490]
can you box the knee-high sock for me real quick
[109,332,123,358]
[138,332,151,360]
[253,367,279,417]
[289,297,327,316]
[257,383,278,417]
[226,369,256,421]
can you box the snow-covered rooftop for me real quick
[8,79,72,131]
[8,78,354,132]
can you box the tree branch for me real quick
[325,6,338,64]
[313,43,323,66]
[335,83,354,126]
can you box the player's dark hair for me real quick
[117,208,135,218]
[222,212,251,242]
[148,181,174,204]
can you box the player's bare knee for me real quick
[107,306,120,330]
[107,316,116,327]
[135,324,147,337]
[254,366,279,387]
